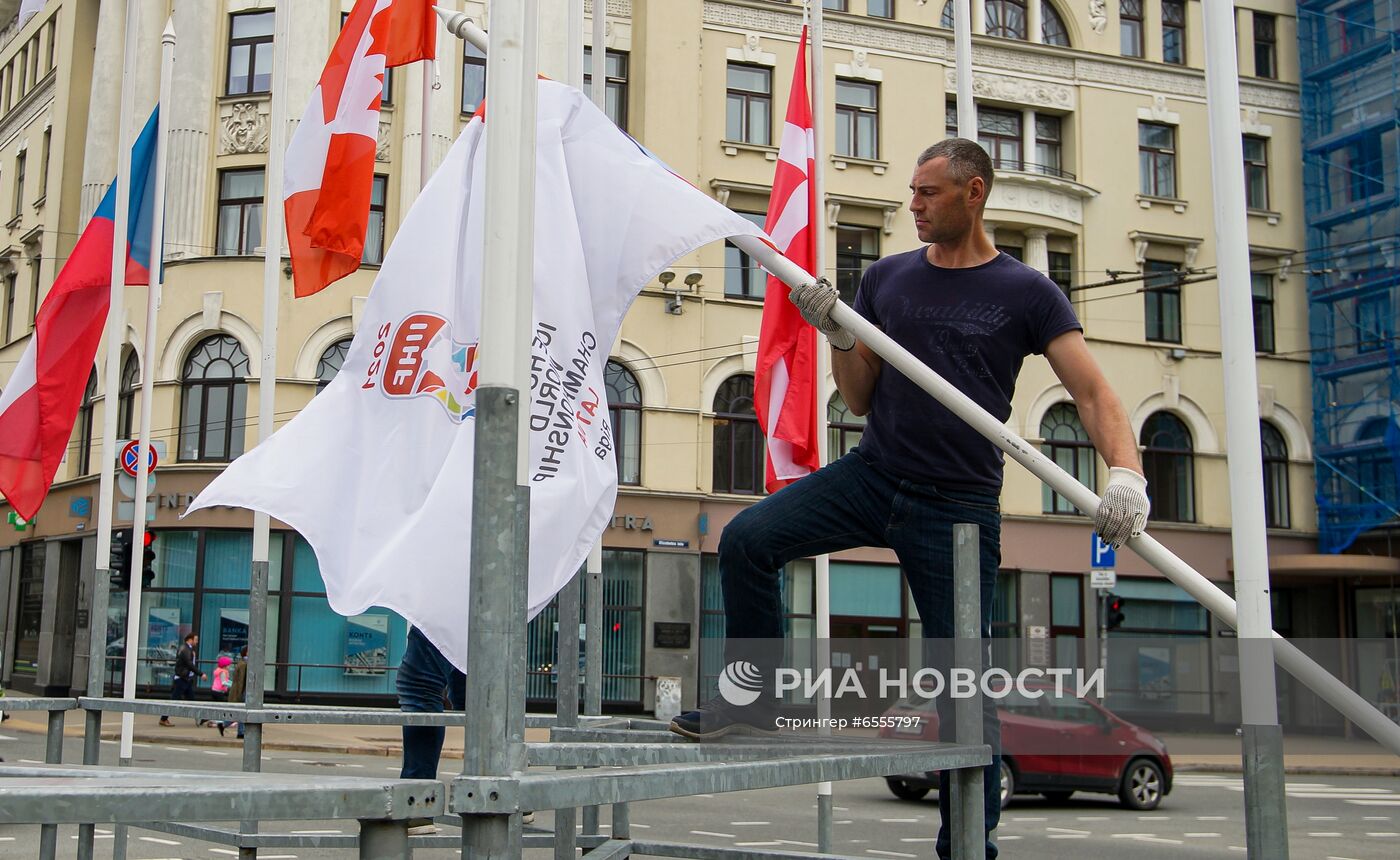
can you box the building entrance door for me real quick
[830,617,905,717]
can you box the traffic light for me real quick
[1106,593,1126,631]
[109,529,133,591]
[141,531,157,588]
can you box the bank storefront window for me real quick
[285,534,404,697]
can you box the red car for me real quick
[877,684,1173,810]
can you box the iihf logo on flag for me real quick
[363,312,480,423]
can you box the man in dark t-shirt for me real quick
[672,139,1149,860]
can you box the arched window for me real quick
[1261,421,1289,529]
[316,338,351,393]
[1040,403,1095,514]
[179,335,250,462]
[76,370,97,474]
[117,352,140,440]
[986,0,1028,40]
[941,1,1072,46]
[713,375,764,495]
[828,392,866,458]
[1140,412,1194,522]
[1041,2,1071,46]
[605,360,642,486]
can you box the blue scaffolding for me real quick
[1300,0,1400,552]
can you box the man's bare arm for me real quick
[831,340,883,416]
[1043,330,1141,473]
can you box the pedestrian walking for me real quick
[160,632,206,727]
[222,646,248,738]
[211,655,232,735]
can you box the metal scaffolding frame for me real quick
[1298,0,1400,553]
[0,525,993,860]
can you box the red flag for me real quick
[0,109,162,520]
[754,27,819,493]
[284,0,436,298]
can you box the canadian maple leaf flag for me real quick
[189,82,765,670]
[754,26,819,493]
[284,0,435,298]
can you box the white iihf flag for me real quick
[188,81,765,670]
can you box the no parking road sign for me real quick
[119,441,158,478]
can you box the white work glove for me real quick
[1094,467,1150,548]
[788,278,856,351]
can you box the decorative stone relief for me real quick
[376,118,392,162]
[726,33,776,66]
[584,0,632,16]
[219,100,270,154]
[202,292,223,332]
[975,43,1075,79]
[839,49,883,82]
[1136,94,1181,124]
[705,1,941,58]
[1258,385,1276,419]
[987,180,1086,225]
[1163,375,1180,409]
[1088,0,1107,34]
[1241,108,1274,137]
[946,69,1075,110]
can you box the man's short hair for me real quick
[184,633,197,643]
[917,138,995,197]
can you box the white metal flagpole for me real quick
[120,16,174,767]
[807,1,835,853]
[418,15,437,192]
[103,0,138,762]
[1200,2,1289,854]
[246,0,292,762]
[952,0,974,136]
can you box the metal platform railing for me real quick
[0,525,994,860]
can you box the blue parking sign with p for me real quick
[1091,533,1116,569]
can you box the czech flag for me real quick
[0,107,162,521]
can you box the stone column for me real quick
[79,0,128,224]
[1024,228,1050,275]
[1027,0,1043,44]
[1021,107,1036,172]
[165,0,219,259]
[971,0,986,35]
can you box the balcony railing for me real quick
[991,158,1078,182]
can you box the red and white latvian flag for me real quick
[189,82,764,670]
[284,0,435,298]
[754,26,820,493]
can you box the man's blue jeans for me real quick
[396,626,465,780]
[719,451,1003,860]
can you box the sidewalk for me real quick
[1,700,549,760]
[3,699,1398,775]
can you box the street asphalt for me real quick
[2,703,1399,858]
